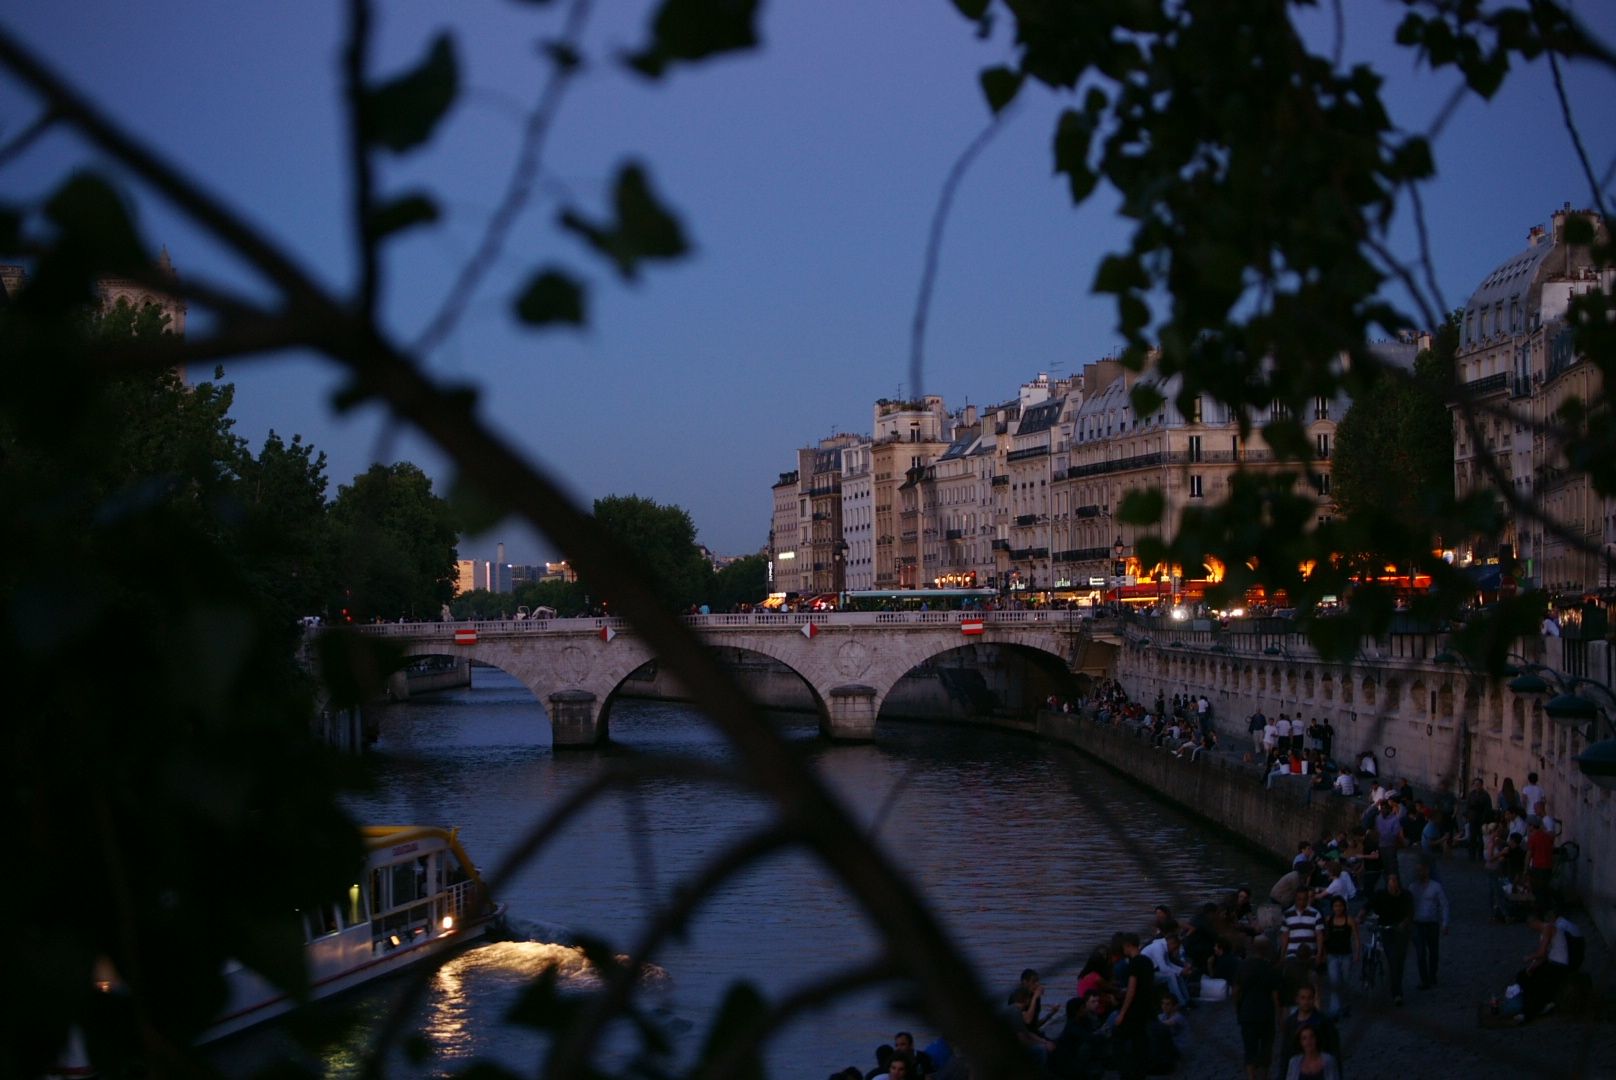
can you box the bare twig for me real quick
[360,754,746,1075]
[343,0,380,321]
[910,104,1018,401]
[412,0,594,355]
[0,106,53,169]
[1405,183,1449,326]
[543,827,801,1080]
[0,27,339,322]
[1547,49,1610,220]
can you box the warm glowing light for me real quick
[1170,606,1189,621]
[1203,555,1226,583]
[442,915,455,931]
[389,934,402,947]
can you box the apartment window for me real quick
[1314,472,1331,495]
[1316,433,1330,460]
[1189,396,1203,423]
[1189,475,1204,498]
[1314,396,1329,420]
[1187,435,1202,462]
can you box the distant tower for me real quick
[95,245,187,336]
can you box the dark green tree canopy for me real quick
[589,494,713,612]
[711,552,768,611]
[1333,320,1460,526]
[330,461,459,620]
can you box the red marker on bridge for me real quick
[959,618,984,636]
[800,622,818,639]
[453,628,478,645]
[599,626,617,642]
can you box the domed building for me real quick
[1451,205,1612,596]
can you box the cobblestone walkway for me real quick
[1171,848,1616,1080]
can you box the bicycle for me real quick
[1358,918,1385,991]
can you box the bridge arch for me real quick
[360,613,1092,746]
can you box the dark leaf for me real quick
[449,471,509,535]
[331,379,372,414]
[543,40,582,71]
[513,267,587,327]
[695,981,769,1080]
[367,192,440,239]
[315,630,406,708]
[952,0,991,19]
[1118,487,1165,525]
[559,163,689,280]
[1130,383,1164,417]
[1261,418,1310,461]
[979,65,1023,114]
[1053,108,1099,203]
[44,171,147,273]
[626,0,760,79]
[1564,214,1596,245]
[364,33,459,153]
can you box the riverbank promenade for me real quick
[1169,846,1615,1079]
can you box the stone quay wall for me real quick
[1109,630,1616,944]
[1035,710,1363,865]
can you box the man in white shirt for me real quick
[1141,933,1193,1006]
[1333,771,1357,797]
[1322,860,1357,902]
[1521,772,1546,816]
[1275,715,1292,753]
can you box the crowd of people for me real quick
[828,685,1589,1078]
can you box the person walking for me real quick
[1360,871,1413,1005]
[1320,895,1359,1019]
[1235,938,1284,1080]
[1408,859,1450,990]
[1464,778,1494,862]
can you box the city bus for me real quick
[840,588,998,611]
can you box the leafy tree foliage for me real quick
[711,553,768,611]
[1,0,1611,1076]
[1333,319,1460,528]
[330,462,459,621]
[516,576,589,615]
[588,494,714,612]
[0,295,364,1076]
[236,430,338,625]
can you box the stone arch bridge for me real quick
[353,611,1118,747]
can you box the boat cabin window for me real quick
[389,857,430,909]
[304,905,341,940]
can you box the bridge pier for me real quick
[822,684,879,741]
[549,689,605,748]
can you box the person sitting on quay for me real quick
[1142,932,1195,1009]
[1331,769,1356,797]
[1357,749,1378,779]
[1517,903,1585,1022]
[1047,990,1114,1079]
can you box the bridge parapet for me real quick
[352,609,1102,638]
[343,611,1105,746]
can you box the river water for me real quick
[222,668,1273,1077]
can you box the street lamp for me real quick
[1509,665,1616,790]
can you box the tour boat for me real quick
[207,824,506,1041]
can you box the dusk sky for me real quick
[3,1,1613,564]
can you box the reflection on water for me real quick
[423,941,673,1070]
[217,668,1272,1076]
